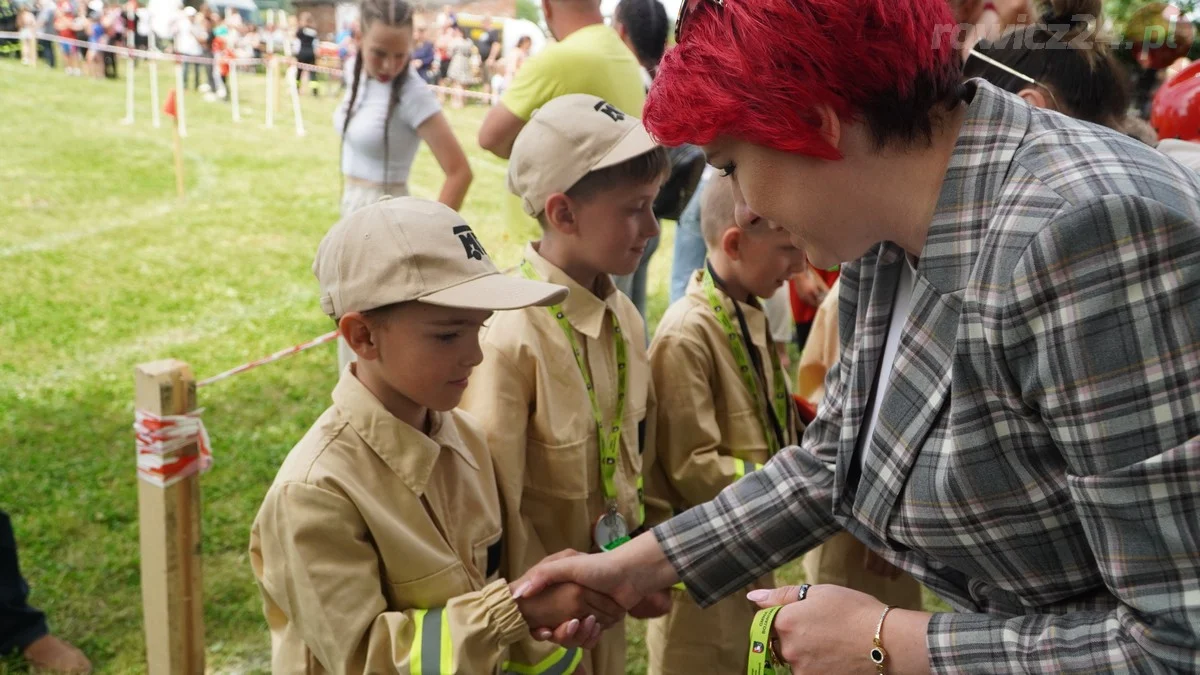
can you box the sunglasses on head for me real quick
[967,49,1061,110]
[674,0,724,44]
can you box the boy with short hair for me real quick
[250,197,614,675]
[460,94,670,675]
[644,176,807,675]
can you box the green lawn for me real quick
[0,57,937,674]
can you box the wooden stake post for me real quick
[136,360,205,675]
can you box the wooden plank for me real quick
[135,359,205,675]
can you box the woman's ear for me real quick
[812,103,842,151]
[1017,87,1051,111]
[339,312,381,361]
[720,225,744,262]
[544,193,580,236]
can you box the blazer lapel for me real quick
[853,276,961,540]
[833,246,903,513]
[844,80,1034,542]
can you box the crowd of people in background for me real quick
[7,0,538,107]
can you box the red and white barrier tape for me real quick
[134,409,213,487]
[197,330,338,388]
[292,60,344,77]
[5,31,503,103]
[1,31,263,66]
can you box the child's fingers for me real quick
[582,589,625,625]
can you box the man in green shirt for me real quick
[477,0,646,238]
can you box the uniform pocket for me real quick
[722,407,771,466]
[386,563,470,608]
[524,437,590,499]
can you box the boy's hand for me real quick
[792,268,829,307]
[515,581,626,631]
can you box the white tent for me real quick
[500,17,547,56]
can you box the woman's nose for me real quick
[734,201,761,229]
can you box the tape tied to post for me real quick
[134,409,213,487]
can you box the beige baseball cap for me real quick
[507,94,659,217]
[313,197,568,319]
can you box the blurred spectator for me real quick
[296,11,318,96]
[1,509,92,674]
[475,16,501,98]
[445,25,476,108]
[411,21,437,84]
[37,0,56,67]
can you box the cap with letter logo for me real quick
[507,93,660,217]
[314,197,568,319]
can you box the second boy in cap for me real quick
[644,175,808,674]
[250,197,617,674]
[460,95,672,675]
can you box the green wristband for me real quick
[747,605,783,675]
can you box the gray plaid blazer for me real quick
[653,80,1200,672]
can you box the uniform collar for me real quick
[686,267,770,350]
[525,242,622,340]
[331,367,478,496]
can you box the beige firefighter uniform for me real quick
[459,243,668,675]
[644,269,803,675]
[249,367,581,674]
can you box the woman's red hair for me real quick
[644,0,963,159]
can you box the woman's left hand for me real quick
[747,584,925,674]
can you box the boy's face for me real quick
[570,178,663,277]
[359,303,492,413]
[732,223,809,299]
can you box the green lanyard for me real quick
[748,606,784,674]
[701,266,791,456]
[520,261,638,518]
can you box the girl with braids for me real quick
[333,0,473,370]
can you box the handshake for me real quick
[507,538,678,650]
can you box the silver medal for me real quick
[593,508,629,551]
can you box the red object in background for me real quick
[1152,60,1200,141]
[1126,2,1196,71]
[789,266,840,326]
[163,88,177,118]
[794,394,817,426]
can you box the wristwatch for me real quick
[871,606,896,674]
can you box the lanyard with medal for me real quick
[520,261,637,552]
[701,263,791,455]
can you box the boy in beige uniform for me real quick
[460,95,671,675]
[644,176,808,675]
[249,198,621,675]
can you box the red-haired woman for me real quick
[513,0,1200,670]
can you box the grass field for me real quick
[0,57,940,674]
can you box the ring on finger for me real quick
[797,584,811,601]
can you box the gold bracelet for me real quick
[870,605,896,674]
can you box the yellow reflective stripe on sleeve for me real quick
[410,608,452,675]
[734,458,765,480]
[410,610,425,675]
[502,647,583,675]
[439,609,452,674]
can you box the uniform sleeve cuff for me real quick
[481,579,530,647]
